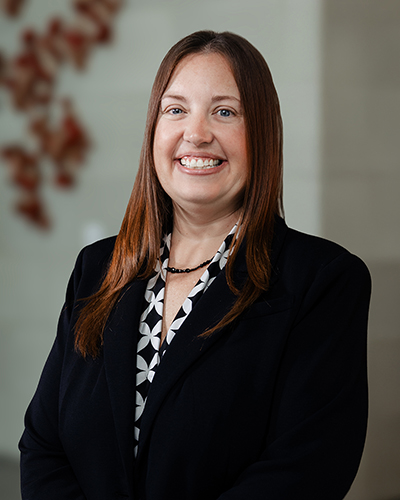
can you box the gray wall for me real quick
[322,1,400,498]
[0,0,399,499]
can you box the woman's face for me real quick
[153,52,247,218]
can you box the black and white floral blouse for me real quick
[134,225,237,456]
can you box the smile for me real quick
[180,157,223,169]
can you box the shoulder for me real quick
[78,235,117,271]
[66,236,117,303]
[272,217,371,291]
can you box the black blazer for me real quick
[19,217,371,500]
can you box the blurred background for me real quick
[0,0,399,498]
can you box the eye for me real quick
[217,109,233,117]
[169,108,183,115]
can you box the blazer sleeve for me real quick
[19,249,87,500]
[217,251,371,500]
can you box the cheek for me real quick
[154,120,179,156]
[153,130,172,187]
[229,128,247,163]
[153,128,163,162]
[238,130,248,168]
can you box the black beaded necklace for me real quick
[166,258,213,274]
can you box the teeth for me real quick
[180,158,222,168]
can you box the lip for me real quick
[176,153,226,161]
[174,158,227,176]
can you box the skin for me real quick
[153,52,248,341]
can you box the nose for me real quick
[183,114,213,146]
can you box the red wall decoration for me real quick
[1,0,26,18]
[0,0,123,229]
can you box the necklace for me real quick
[166,258,213,274]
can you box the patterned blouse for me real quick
[134,225,237,456]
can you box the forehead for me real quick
[163,52,240,98]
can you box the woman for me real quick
[19,31,371,500]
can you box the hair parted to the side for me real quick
[74,30,284,358]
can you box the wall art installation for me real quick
[0,0,123,229]
[0,0,26,17]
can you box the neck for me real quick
[172,206,240,244]
[172,202,241,240]
[168,204,241,269]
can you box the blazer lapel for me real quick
[135,260,245,464]
[103,279,147,496]
[136,216,289,463]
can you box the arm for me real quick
[19,250,87,500]
[218,252,371,500]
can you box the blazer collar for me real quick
[229,214,289,285]
[270,215,289,284]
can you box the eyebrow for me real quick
[162,93,241,104]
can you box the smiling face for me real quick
[153,52,247,219]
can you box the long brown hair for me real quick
[75,30,284,358]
